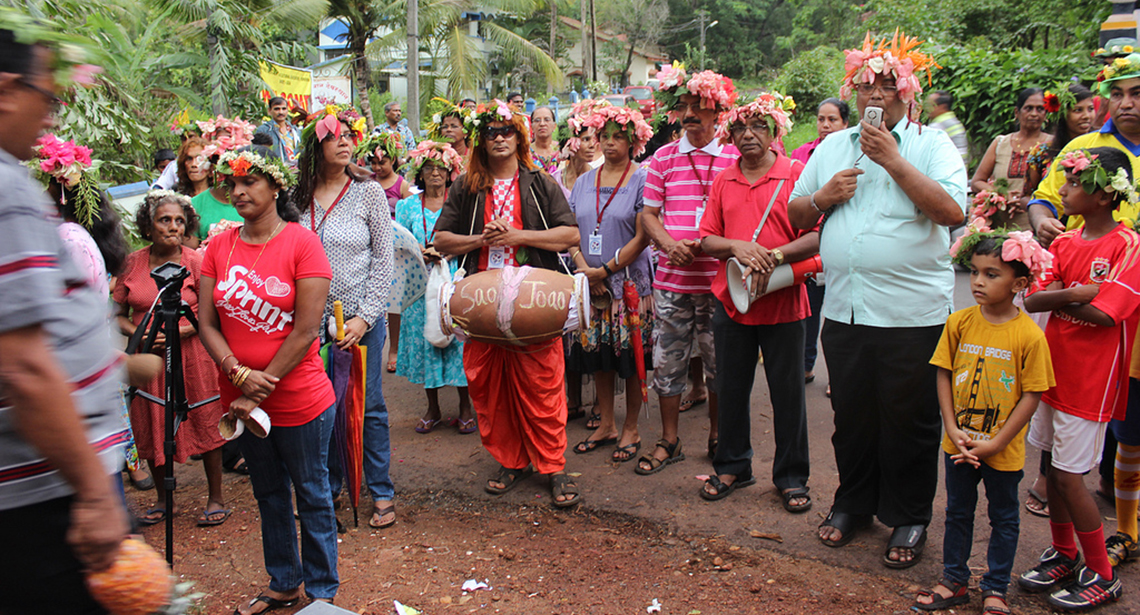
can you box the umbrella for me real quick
[623,279,648,403]
[321,301,367,526]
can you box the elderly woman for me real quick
[566,105,654,463]
[971,87,1051,229]
[430,99,474,162]
[199,149,337,613]
[394,142,473,433]
[698,93,816,511]
[530,106,560,174]
[295,107,397,530]
[114,191,228,526]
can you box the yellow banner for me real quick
[259,60,312,113]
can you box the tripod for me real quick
[125,262,219,567]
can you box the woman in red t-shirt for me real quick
[197,146,339,613]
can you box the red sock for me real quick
[1077,526,1113,580]
[1050,521,1079,560]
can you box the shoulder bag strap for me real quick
[750,178,787,243]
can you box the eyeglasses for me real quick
[423,164,447,175]
[730,122,770,137]
[483,125,518,140]
[18,77,63,114]
[856,83,898,95]
[671,102,706,113]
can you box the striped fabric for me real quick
[643,135,739,293]
[0,148,127,511]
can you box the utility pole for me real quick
[407,0,419,130]
[589,0,597,84]
[550,0,557,69]
[580,0,591,82]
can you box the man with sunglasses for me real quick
[788,33,966,569]
[434,101,582,508]
[0,13,131,613]
[637,66,739,476]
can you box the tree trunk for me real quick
[352,36,375,131]
[207,9,226,115]
[580,0,590,82]
[621,40,635,88]
[550,1,557,61]
[407,0,420,131]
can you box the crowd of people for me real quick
[4,8,1140,614]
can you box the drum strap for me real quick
[530,184,574,276]
[750,179,786,243]
[461,192,483,273]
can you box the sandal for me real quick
[612,441,641,463]
[573,436,617,454]
[883,524,927,569]
[484,465,534,495]
[913,579,970,611]
[386,358,397,373]
[818,510,871,548]
[635,438,685,475]
[980,589,1011,615]
[550,473,581,509]
[233,593,300,615]
[780,486,812,513]
[197,507,232,527]
[414,418,442,434]
[369,504,396,529]
[585,412,602,430]
[679,395,706,413]
[139,507,167,526]
[700,472,756,501]
[1025,487,1049,518]
[457,418,478,435]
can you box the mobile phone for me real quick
[863,106,883,128]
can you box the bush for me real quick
[771,46,846,119]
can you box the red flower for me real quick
[1043,92,1060,114]
[230,157,252,177]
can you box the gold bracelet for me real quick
[235,368,252,388]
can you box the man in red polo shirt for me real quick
[698,94,817,512]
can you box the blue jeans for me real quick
[240,404,338,600]
[328,322,394,501]
[942,452,1022,594]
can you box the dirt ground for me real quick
[129,272,1140,614]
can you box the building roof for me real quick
[558,16,668,62]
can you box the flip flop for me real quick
[612,441,641,463]
[369,504,396,529]
[138,507,167,526]
[485,465,535,495]
[573,436,617,454]
[197,507,232,527]
[585,412,602,430]
[679,396,707,413]
[414,418,442,434]
[233,593,300,615]
[457,418,478,434]
[1025,487,1049,518]
[386,358,397,373]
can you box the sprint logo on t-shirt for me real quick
[217,265,295,333]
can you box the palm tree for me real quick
[326,0,400,129]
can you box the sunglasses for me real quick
[483,125,518,140]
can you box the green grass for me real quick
[782,121,818,154]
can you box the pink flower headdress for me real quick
[27,133,103,227]
[561,99,613,157]
[197,115,256,160]
[466,99,520,147]
[949,221,1053,281]
[715,91,796,144]
[841,30,939,120]
[655,62,738,124]
[591,104,654,159]
[406,140,464,183]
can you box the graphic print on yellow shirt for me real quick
[930,306,1055,471]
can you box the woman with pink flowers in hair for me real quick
[190,115,257,248]
[552,100,605,197]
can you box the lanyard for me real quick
[685,151,713,206]
[594,161,632,231]
[491,172,519,219]
[310,178,352,234]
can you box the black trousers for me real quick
[712,301,810,489]
[0,496,109,615]
[821,319,943,527]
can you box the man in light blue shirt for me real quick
[788,33,967,571]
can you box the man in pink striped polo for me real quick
[636,65,739,475]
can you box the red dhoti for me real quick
[464,337,567,474]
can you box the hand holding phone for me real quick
[862,106,883,128]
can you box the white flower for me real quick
[432,114,441,124]
[867,56,885,74]
[1110,167,1131,193]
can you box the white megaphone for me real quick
[726,254,823,313]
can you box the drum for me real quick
[438,266,589,347]
[726,254,823,313]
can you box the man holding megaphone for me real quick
[698,93,818,511]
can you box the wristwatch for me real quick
[771,248,785,266]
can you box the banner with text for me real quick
[259,60,312,114]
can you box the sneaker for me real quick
[1018,546,1083,593]
[1105,532,1137,567]
[1047,565,1122,611]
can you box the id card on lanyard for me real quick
[590,162,632,255]
[487,173,519,269]
[686,152,712,230]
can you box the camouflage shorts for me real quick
[652,289,716,397]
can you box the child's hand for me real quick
[962,438,1001,462]
[947,428,980,467]
[1068,283,1100,305]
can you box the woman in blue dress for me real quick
[394,141,475,434]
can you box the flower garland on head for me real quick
[405,140,464,183]
[1096,53,1140,97]
[591,104,654,159]
[1059,149,1136,200]
[215,150,295,189]
[561,99,612,157]
[425,97,475,143]
[950,221,1053,281]
[841,30,939,120]
[654,61,739,124]
[354,132,405,164]
[715,91,796,144]
[0,7,102,87]
[298,104,368,180]
[1042,82,1079,124]
[196,115,256,160]
[28,133,104,227]
[464,99,518,147]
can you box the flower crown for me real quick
[405,140,464,183]
[1059,150,1136,200]
[27,133,103,227]
[715,91,796,143]
[591,104,654,159]
[216,150,295,188]
[840,30,939,105]
[354,132,405,164]
[1042,83,1080,123]
[560,99,612,157]
[655,63,738,124]
[196,115,256,160]
[143,189,192,210]
[426,98,475,142]
[968,178,1014,225]
[464,99,519,147]
[949,219,1053,280]
[0,7,102,88]
[1096,53,1140,97]
[304,104,367,144]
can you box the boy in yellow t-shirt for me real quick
[915,227,1055,614]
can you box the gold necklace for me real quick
[224,220,284,278]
